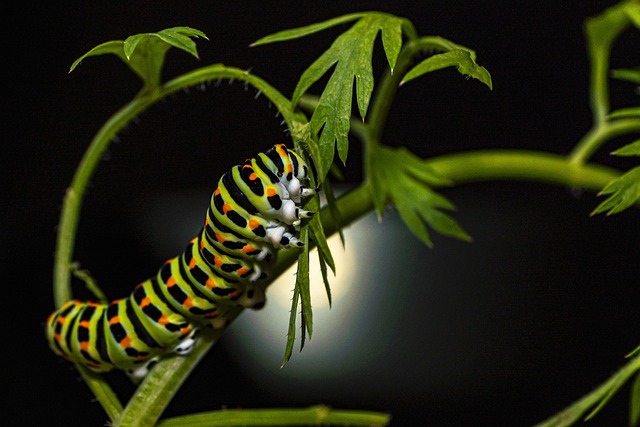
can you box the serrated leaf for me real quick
[366,144,470,246]
[282,282,300,367]
[296,229,312,346]
[289,13,407,179]
[631,372,640,427]
[613,140,640,156]
[70,27,207,90]
[318,251,332,307]
[592,166,640,215]
[401,48,492,89]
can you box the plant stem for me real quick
[51,65,299,424]
[427,149,621,192]
[157,405,391,427]
[568,118,640,165]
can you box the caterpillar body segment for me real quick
[46,144,314,376]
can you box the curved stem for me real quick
[52,64,299,424]
[54,64,295,308]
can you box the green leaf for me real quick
[251,13,365,46]
[631,372,640,427]
[612,68,640,85]
[401,48,492,89]
[613,140,640,156]
[288,13,408,178]
[282,281,300,367]
[608,107,640,120]
[366,144,469,246]
[70,27,207,90]
[592,166,640,215]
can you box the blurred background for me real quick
[5,1,639,426]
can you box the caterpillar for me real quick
[46,144,315,379]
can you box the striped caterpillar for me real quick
[46,144,314,379]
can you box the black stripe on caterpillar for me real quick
[46,144,315,379]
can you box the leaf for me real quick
[286,13,408,179]
[70,27,207,90]
[401,48,493,89]
[251,13,365,46]
[297,230,312,342]
[608,107,640,120]
[282,284,300,367]
[366,144,469,246]
[631,372,640,427]
[613,140,640,156]
[284,225,314,365]
[612,68,640,85]
[592,166,640,215]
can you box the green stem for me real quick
[156,405,390,427]
[52,64,299,424]
[568,118,640,165]
[114,309,242,427]
[583,2,630,124]
[427,149,621,192]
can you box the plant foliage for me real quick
[50,2,639,426]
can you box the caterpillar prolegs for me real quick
[46,144,315,379]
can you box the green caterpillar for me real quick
[46,144,314,379]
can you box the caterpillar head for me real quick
[274,144,314,201]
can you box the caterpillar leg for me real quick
[127,358,159,382]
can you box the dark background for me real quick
[5,1,639,426]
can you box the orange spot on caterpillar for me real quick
[223,203,233,214]
[214,188,221,196]
[215,233,225,243]
[140,297,151,308]
[158,314,169,326]
[206,278,216,289]
[181,327,192,336]
[109,316,120,325]
[242,245,256,253]
[57,316,66,325]
[184,297,194,308]
[249,172,258,181]
[266,187,277,197]
[237,267,249,276]
[79,320,91,328]
[214,256,223,267]
[120,336,131,348]
[166,276,176,287]
[80,341,90,351]
[249,219,260,230]
[188,257,197,269]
